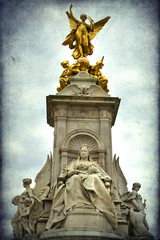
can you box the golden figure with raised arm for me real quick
[89,56,109,93]
[62,5,111,59]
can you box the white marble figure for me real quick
[46,144,117,230]
[121,182,154,238]
[11,153,52,239]
[11,178,43,239]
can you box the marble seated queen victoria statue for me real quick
[46,144,117,231]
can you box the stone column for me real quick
[98,151,106,170]
[47,79,120,185]
[99,108,112,177]
[51,106,67,186]
[60,148,68,169]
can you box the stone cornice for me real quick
[47,95,120,127]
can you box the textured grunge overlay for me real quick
[0,0,159,239]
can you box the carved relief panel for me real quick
[67,106,99,119]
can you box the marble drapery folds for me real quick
[46,158,117,230]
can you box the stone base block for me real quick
[21,234,39,240]
[40,229,126,240]
[38,208,129,239]
[62,208,113,231]
[36,218,48,235]
[116,220,129,236]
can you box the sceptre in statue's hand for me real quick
[62,5,111,59]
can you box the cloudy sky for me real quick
[1,0,159,239]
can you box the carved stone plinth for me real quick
[47,72,120,185]
[62,207,113,231]
[40,229,126,240]
[117,220,129,236]
[39,207,129,239]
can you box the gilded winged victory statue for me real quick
[62,5,110,59]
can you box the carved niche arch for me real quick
[60,129,106,170]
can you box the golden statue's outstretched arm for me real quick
[66,5,73,19]
[65,5,79,30]
[69,4,74,18]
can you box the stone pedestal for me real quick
[47,72,120,185]
[62,207,113,231]
[41,71,124,240]
[40,229,126,240]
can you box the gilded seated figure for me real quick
[46,144,117,230]
[89,56,109,93]
[57,60,80,92]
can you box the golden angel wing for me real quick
[89,16,111,40]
